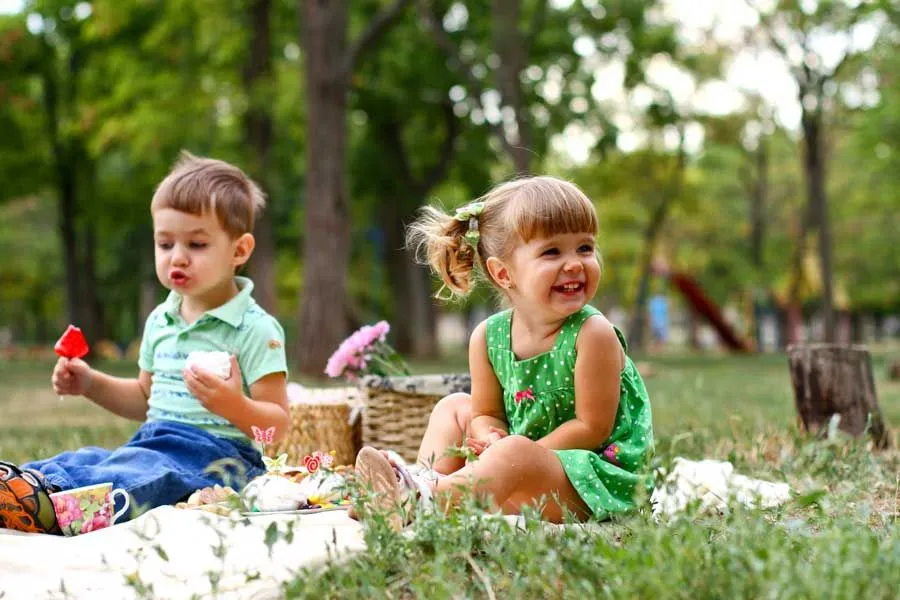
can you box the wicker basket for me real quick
[265,384,363,467]
[359,374,471,463]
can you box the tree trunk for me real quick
[296,1,352,375]
[750,137,767,270]
[801,106,836,342]
[296,0,410,375]
[43,60,83,330]
[749,137,768,351]
[492,0,530,173]
[243,0,277,315]
[57,160,81,328]
[407,257,438,357]
[788,344,891,448]
[628,144,685,351]
[81,223,104,343]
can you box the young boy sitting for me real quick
[0,152,290,534]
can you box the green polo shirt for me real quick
[138,276,288,440]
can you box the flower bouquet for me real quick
[324,321,410,382]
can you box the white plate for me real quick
[240,505,350,517]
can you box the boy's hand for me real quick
[183,355,245,416]
[52,357,93,396]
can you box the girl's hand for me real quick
[183,355,245,416]
[52,357,93,396]
[466,426,508,456]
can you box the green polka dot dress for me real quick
[485,305,654,519]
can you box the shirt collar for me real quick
[162,276,255,328]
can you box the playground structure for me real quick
[665,270,754,353]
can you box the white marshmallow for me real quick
[185,350,232,379]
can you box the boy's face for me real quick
[152,208,253,301]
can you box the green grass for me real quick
[1,351,898,598]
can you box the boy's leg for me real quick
[22,422,264,521]
[416,393,472,474]
[0,461,62,534]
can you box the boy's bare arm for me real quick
[52,356,150,421]
[218,373,291,442]
[182,355,290,442]
[84,370,152,421]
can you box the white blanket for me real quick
[0,458,790,598]
[0,507,364,599]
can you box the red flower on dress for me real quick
[603,443,621,466]
[514,388,536,405]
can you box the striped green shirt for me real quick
[138,277,288,440]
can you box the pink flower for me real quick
[80,512,110,534]
[603,443,621,466]
[514,388,535,405]
[52,494,84,528]
[369,321,390,343]
[324,321,407,380]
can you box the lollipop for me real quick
[54,325,90,401]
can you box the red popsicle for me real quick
[55,325,89,359]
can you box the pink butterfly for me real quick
[251,425,275,444]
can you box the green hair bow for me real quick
[454,202,484,248]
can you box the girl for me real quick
[354,176,653,528]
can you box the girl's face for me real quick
[494,231,601,321]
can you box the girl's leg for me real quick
[416,393,472,475]
[435,435,591,523]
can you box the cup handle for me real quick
[110,489,131,524]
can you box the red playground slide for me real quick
[669,271,753,352]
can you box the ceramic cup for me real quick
[50,482,130,536]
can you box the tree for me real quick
[744,0,894,342]
[296,0,412,375]
[242,0,277,314]
[417,0,675,175]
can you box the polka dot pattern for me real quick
[485,305,654,518]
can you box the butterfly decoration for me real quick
[514,387,536,405]
[262,452,289,473]
[251,425,276,445]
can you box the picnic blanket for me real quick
[0,458,791,599]
[0,506,365,599]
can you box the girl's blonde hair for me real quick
[407,176,598,297]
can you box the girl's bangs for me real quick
[508,192,598,242]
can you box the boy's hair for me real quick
[151,151,266,237]
[407,176,599,297]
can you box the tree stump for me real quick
[788,344,891,449]
[888,359,900,381]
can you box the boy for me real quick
[0,152,290,534]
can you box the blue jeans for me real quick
[24,421,264,521]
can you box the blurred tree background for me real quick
[0,0,897,376]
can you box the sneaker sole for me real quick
[354,447,403,531]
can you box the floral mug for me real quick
[50,482,130,536]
